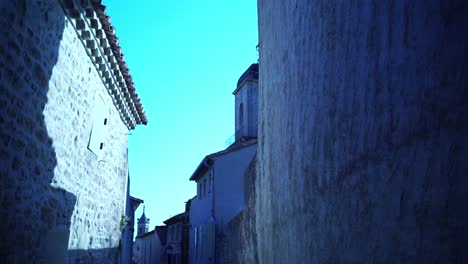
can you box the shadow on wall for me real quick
[0,0,72,262]
[0,1,118,262]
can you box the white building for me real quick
[188,64,258,264]
[134,229,162,264]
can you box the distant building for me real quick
[0,0,146,262]
[155,226,168,263]
[163,199,191,264]
[121,181,144,264]
[136,229,162,264]
[132,200,192,264]
[137,206,150,237]
[188,64,258,264]
[133,207,151,263]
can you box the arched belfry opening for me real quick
[233,63,258,142]
[239,103,244,129]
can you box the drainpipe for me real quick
[210,165,215,220]
[204,158,216,264]
[211,166,216,264]
[202,158,215,220]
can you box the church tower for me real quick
[232,63,259,142]
[137,206,149,237]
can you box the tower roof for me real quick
[138,206,149,224]
[233,63,259,94]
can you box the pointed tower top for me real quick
[138,206,148,224]
[136,205,150,237]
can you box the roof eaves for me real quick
[189,139,257,182]
[130,196,144,204]
[232,63,259,95]
[207,138,258,159]
[163,212,187,225]
[59,0,147,129]
[92,1,147,125]
[189,157,212,182]
[138,230,155,238]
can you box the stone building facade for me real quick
[255,0,468,263]
[0,0,146,262]
[134,229,162,264]
[163,206,189,264]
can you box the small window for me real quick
[88,95,109,160]
[199,226,203,254]
[203,178,206,197]
[239,103,244,127]
[201,181,204,198]
[178,224,181,240]
[198,183,201,199]
[208,171,213,193]
[172,226,175,241]
[194,227,198,258]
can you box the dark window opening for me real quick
[239,103,244,126]
[104,118,107,125]
[99,143,104,150]
[203,178,206,197]
[198,183,201,199]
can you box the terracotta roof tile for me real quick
[92,1,147,125]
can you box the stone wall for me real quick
[256,0,468,263]
[0,0,130,262]
[217,155,258,264]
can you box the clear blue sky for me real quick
[101,1,258,229]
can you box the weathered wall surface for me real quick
[139,232,162,264]
[256,1,468,263]
[214,144,257,228]
[48,6,130,259]
[0,0,129,262]
[217,155,258,264]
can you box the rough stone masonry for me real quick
[256,0,467,263]
[0,0,145,263]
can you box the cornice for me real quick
[59,0,147,130]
